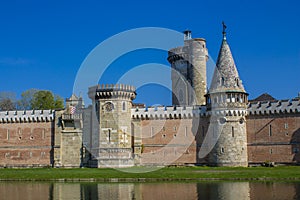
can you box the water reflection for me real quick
[0,181,299,200]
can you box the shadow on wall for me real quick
[192,115,209,165]
[291,128,300,163]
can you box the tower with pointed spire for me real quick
[205,23,248,166]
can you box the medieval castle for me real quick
[0,28,299,168]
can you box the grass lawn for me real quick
[0,166,300,181]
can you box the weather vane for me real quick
[222,21,227,39]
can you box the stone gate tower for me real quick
[168,30,208,106]
[205,26,248,166]
[87,84,136,167]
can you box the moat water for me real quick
[0,181,300,200]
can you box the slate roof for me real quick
[209,35,245,94]
[249,93,276,103]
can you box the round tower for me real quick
[186,38,208,105]
[88,84,136,167]
[168,30,208,106]
[206,25,248,166]
[168,46,189,106]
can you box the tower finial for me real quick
[222,21,227,40]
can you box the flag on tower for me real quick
[70,106,76,115]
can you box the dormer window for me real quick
[235,78,239,87]
[221,77,225,86]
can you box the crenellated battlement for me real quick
[248,99,300,115]
[167,46,190,64]
[131,105,207,119]
[97,84,135,92]
[206,109,247,117]
[0,110,54,123]
[130,98,300,119]
[88,84,136,100]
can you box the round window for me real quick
[239,118,244,124]
[219,117,226,124]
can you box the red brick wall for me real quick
[247,114,300,163]
[140,118,200,165]
[140,113,300,165]
[0,122,54,167]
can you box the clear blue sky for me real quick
[0,0,299,106]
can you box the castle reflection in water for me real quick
[0,181,300,200]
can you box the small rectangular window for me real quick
[108,129,111,143]
[269,125,272,137]
[232,126,234,137]
[122,101,126,111]
[151,127,154,138]
[185,126,187,137]
[232,95,235,102]
[284,123,288,129]
[6,130,9,140]
[270,149,273,154]
[42,129,45,139]
[227,94,231,102]
[222,95,226,103]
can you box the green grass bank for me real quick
[1,166,300,182]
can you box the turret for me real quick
[205,23,248,166]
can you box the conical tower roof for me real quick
[209,25,245,94]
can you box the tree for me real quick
[0,92,16,111]
[54,95,64,110]
[31,90,64,110]
[0,92,16,101]
[17,89,38,110]
[0,98,16,111]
